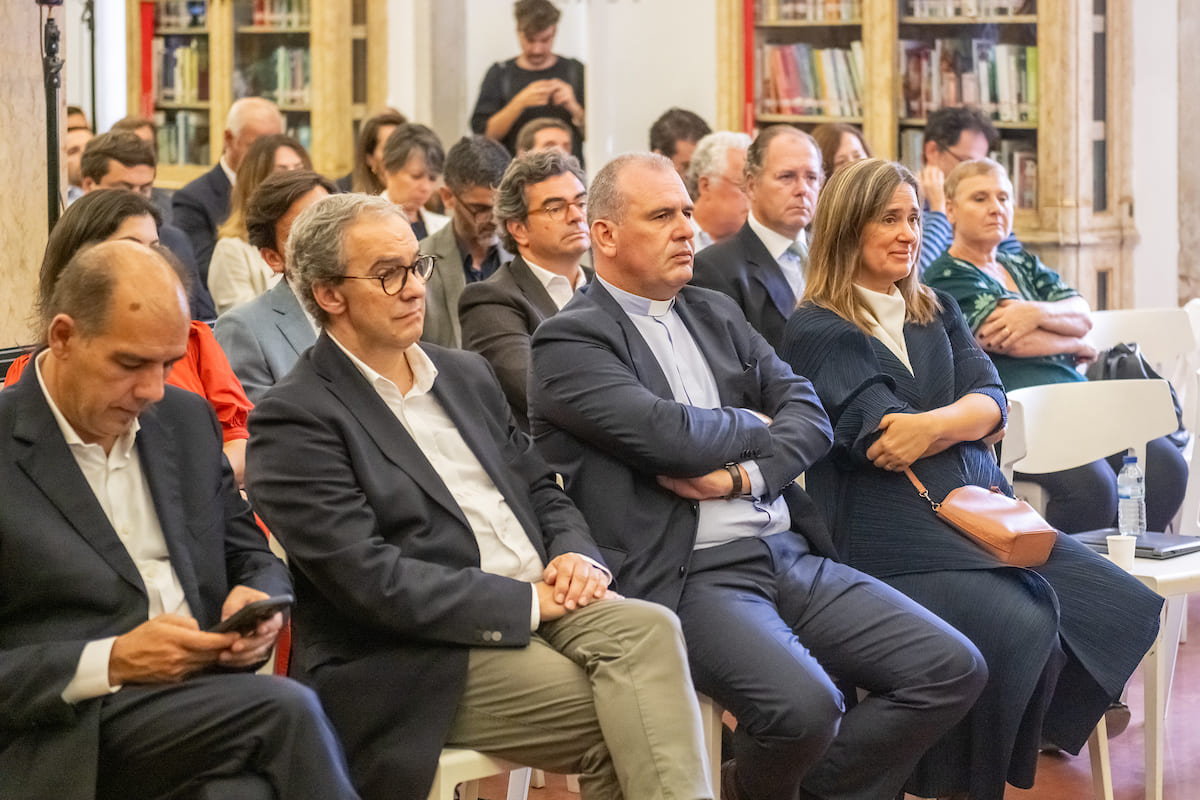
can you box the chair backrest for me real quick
[1174,369,1200,536]
[1086,308,1197,387]
[1000,379,1177,480]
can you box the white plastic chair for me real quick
[426,749,531,800]
[1000,379,1179,800]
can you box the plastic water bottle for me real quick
[1117,454,1147,535]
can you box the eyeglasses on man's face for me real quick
[452,191,495,224]
[340,254,437,296]
[527,197,588,223]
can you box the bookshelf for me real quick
[720,0,1136,308]
[126,0,387,188]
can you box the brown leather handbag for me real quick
[903,468,1057,567]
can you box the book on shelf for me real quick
[155,0,207,29]
[250,0,312,28]
[758,0,861,23]
[154,37,209,106]
[760,42,863,118]
[899,36,1037,124]
[907,0,1034,17]
[154,110,210,166]
[1012,149,1037,209]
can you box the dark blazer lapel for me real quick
[586,281,676,400]
[673,292,748,405]
[271,279,316,357]
[10,374,144,595]
[135,404,202,611]
[740,224,796,321]
[508,256,559,320]
[310,335,472,530]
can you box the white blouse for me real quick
[854,284,913,374]
[209,237,280,315]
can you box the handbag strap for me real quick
[903,467,942,511]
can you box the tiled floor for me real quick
[478,593,1200,800]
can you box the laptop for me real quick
[1072,528,1200,560]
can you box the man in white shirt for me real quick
[245,193,711,800]
[0,240,357,800]
[692,125,823,350]
[686,131,752,252]
[459,149,590,430]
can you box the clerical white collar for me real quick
[596,275,674,318]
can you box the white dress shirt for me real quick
[747,213,808,301]
[523,257,588,310]
[597,277,791,549]
[36,353,192,703]
[854,284,914,374]
[329,335,547,628]
[689,217,715,253]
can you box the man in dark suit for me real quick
[528,153,986,800]
[172,97,284,282]
[459,149,590,429]
[215,169,335,402]
[419,135,512,348]
[245,193,711,800]
[0,241,357,800]
[691,125,822,351]
[81,130,216,320]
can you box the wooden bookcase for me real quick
[717,0,1136,309]
[126,0,388,188]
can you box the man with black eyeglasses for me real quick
[459,149,590,430]
[420,135,512,349]
[916,106,1022,276]
[246,193,713,800]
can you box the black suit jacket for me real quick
[691,221,798,351]
[245,335,604,799]
[0,367,288,800]
[172,163,232,282]
[458,255,591,430]
[158,222,217,321]
[528,282,837,610]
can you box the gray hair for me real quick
[495,150,586,253]
[587,152,674,227]
[685,131,752,200]
[226,96,284,137]
[287,193,403,327]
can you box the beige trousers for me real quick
[444,597,712,800]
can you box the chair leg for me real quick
[506,767,531,800]
[1088,715,1114,800]
[565,774,581,793]
[529,769,546,788]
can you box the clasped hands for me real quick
[516,79,579,114]
[108,585,283,686]
[536,553,621,622]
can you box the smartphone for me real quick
[210,594,293,635]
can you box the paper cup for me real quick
[1107,534,1137,571]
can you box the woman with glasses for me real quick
[208,134,312,314]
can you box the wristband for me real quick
[725,463,744,499]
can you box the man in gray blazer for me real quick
[214,170,336,402]
[459,149,590,429]
[419,136,512,348]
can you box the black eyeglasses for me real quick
[340,255,437,296]
[528,197,588,222]
[452,191,495,223]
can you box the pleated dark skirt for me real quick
[882,534,1162,800]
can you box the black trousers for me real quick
[96,673,358,800]
[676,533,987,800]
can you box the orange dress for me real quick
[4,321,252,442]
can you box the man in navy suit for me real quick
[0,241,357,800]
[172,97,284,281]
[245,193,711,800]
[528,153,985,800]
[215,169,335,402]
[691,125,822,351]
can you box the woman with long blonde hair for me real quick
[782,158,1161,800]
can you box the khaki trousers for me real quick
[445,597,711,800]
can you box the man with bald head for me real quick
[173,96,286,279]
[529,153,985,800]
[0,241,358,800]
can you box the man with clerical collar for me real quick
[419,135,513,348]
[459,148,590,429]
[0,240,357,800]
